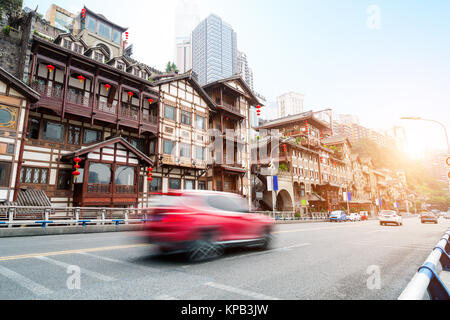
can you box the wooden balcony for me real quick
[32,84,158,134]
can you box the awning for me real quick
[218,165,248,174]
[61,136,153,166]
[308,194,325,202]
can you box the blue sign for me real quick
[347,192,352,202]
[273,176,279,191]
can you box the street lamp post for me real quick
[400,117,450,153]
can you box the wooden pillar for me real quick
[138,87,143,136]
[61,55,72,119]
[90,69,99,126]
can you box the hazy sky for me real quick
[24,0,450,156]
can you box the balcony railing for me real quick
[31,83,157,125]
[115,185,136,194]
[87,184,111,193]
[120,105,139,121]
[32,84,63,101]
[96,101,117,115]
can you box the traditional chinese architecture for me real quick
[0,67,40,203]
[19,17,159,207]
[152,71,215,193]
[202,75,259,198]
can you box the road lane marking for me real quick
[155,294,177,300]
[0,244,152,262]
[35,256,116,282]
[184,242,311,266]
[348,242,431,251]
[0,264,53,296]
[78,252,160,273]
[204,282,279,300]
[273,223,376,234]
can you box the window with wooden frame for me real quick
[63,39,72,50]
[83,128,102,144]
[27,118,40,139]
[149,177,162,192]
[57,169,72,190]
[67,125,81,145]
[94,52,104,63]
[0,161,11,187]
[42,121,65,142]
[164,105,176,121]
[0,105,18,129]
[181,110,191,126]
[20,167,49,184]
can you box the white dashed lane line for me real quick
[34,256,116,282]
[0,264,53,296]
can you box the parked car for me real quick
[348,213,361,222]
[143,191,274,262]
[360,212,369,221]
[421,212,439,224]
[329,210,347,222]
[379,210,403,226]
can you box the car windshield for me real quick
[205,194,250,213]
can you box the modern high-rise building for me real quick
[277,92,304,118]
[237,51,254,90]
[174,0,199,73]
[192,14,238,85]
[176,40,192,73]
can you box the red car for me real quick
[143,191,274,262]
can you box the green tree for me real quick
[0,0,23,21]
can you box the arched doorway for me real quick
[276,189,293,212]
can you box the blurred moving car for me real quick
[421,212,439,224]
[379,210,403,226]
[348,213,361,222]
[143,191,274,262]
[330,211,347,222]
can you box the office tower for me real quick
[277,92,304,118]
[192,14,238,85]
[237,51,254,90]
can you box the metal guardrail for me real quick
[398,228,450,300]
[0,206,152,228]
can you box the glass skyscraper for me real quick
[192,14,237,85]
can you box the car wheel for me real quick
[187,231,224,263]
[258,228,273,251]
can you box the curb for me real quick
[0,224,144,238]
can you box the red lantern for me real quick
[46,65,55,73]
[81,8,86,18]
[321,129,324,140]
[104,84,111,91]
[147,177,153,182]
[127,91,133,98]
[77,75,85,83]
[282,144,287,152]
[305,120,309,135]
[125,32,129,40]
[73,157,82,181]
[225,117,229,121]
[148,98,154,104]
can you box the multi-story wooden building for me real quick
[254,111,333,213]
[203,75,259,198]
[0,67,40,203]
[151,72,215,193]
[20,27,159,207]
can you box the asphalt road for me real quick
[0,217,448,300]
